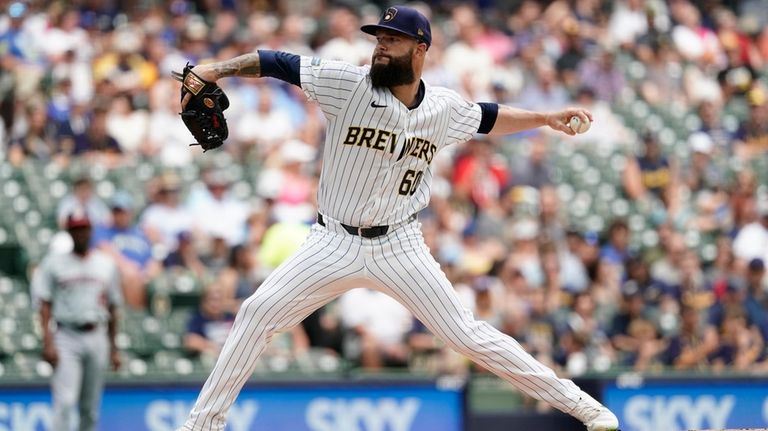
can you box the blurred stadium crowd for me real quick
[1,0,768,384]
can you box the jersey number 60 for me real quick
[398,169,423,196]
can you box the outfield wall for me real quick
[0,379,466,431]
[3,375,768,431]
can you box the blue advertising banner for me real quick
[0,381,464,431]
[604,378,768,431]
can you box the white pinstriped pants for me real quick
[182,219,584,430]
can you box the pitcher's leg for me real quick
[367,226,583,414]
[182,226,365,431]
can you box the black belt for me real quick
[317,213,413,239]
[57,321,98,332]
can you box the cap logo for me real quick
[417,28,424,36]
[383,7,397,22]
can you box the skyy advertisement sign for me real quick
[604,379,768,431]
[0,381,465,431]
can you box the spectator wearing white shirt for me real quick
[234,85,294,155]
[733,198,768,267]
[442,5,495,100]
[517,60,570,113]
[139,174,194,253]
[318,6,374,65]
[670,1,724,67]
[42,8,91,62]
[608,0,648,48]
[105,94,148,155]
[569,87,632,151]
[339,288,413,369]
[146,77,196,165]
[56,176,111,229]
[186,169,249,246]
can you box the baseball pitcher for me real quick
[174,6,618,431]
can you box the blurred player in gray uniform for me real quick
[178,5,618,431]
[32,210,122,431]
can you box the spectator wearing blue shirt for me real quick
[609,281,665,369]
[636,133,673,203]
[624,133,674,210]
[624,256,669,306]
[708,261,768,344]
[0,2,37,62]
[93,191,160,308]
[162,230,206,280]
[600,219,632,266]
[743,258,768,342]
[70,106,122,162]
[0,1,34,152]
[708,307,765,371]
[184,287,235,359]
[697,100,738,156]
[663,305,718,370]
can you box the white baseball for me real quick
[568,116,591,134]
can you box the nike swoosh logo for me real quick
[370,101,387,108]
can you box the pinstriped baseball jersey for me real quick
[299,56,482,227]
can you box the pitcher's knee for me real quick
[442,331,482,356]
[239,295,269,320]
[238,295,285,335]
[445,321,499,356]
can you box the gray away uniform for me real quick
[32,250,122,431]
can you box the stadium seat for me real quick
[0,245,29,280]
[5,352,42,380]
[148,272,205,310]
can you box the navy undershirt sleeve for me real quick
[477,102,499,134]
[258,50,301,87]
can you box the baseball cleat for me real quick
[585,409,620,431]
[571,390,620,431]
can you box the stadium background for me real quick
[1,0,768,430]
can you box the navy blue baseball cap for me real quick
[361,6,432,47]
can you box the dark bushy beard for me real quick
[369,50,416,88]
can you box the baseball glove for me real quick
[172,63,229,152]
